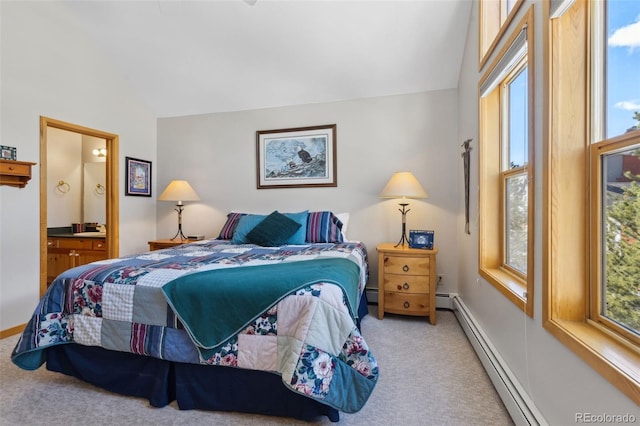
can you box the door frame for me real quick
[40,116,120,296]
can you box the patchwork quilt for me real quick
[11,240,378,413]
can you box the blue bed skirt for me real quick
[43,294,370,422]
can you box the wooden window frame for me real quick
[479,0,525,69]
[590,135,640,347]
[479,7,535,317]
[543,0,640,404]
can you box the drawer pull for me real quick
[403,301,410,308]
[403,265,409,272]
[396,283,411,290]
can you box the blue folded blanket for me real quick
[161,258,361,355]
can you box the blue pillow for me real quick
[231,214,266,244]
[246,211,301,247]
[283,210,308,244]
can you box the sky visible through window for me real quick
[607,0,640,138]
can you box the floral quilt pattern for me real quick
[12,239,378,413]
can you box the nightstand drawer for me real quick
[382,292,429,315]
[383,274,430,293]
[383,255,429,275]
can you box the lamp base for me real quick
[394,203,410,247]
[170,204,188,241]
[394,232,409,248]
[170,228,188,241]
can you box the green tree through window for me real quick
[604,145,640,334]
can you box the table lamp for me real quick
[158,180,200,240]
[379,171,428,247]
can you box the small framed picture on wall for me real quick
[125,157,152,197]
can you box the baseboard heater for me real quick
[451,294,547,426]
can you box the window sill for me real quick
[544,318,640,404]
[479,266,530,315]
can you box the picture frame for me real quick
[0,145,17,161]
[125,156,152,197]
[409,230,435,249]
[256,124,337,189]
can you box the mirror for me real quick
[46,128,107,227]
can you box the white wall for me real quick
[157,91,460,293]
[455,0,638,421]
[0,1,157,330]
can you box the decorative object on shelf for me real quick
[461,138,473,235]
[256,124,337,189]
[95,183,105,195]
[56,180,71,193]
[379,171,428,247]
[409,230,434,249]
[158,180,200,241]
[92,148,107,158]
[0,145,17,160]
[125,157,152,196]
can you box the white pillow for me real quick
[335,212,350,241]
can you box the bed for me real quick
[11,211,378,422]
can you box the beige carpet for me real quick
[0,307,513,425]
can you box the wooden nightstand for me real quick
[376,243,438,324]
[148,238,196,251]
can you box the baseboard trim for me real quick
[0,323,25,339]
[366,289,378,304]
[451,294,547,426]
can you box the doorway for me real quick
[39,116,120,296]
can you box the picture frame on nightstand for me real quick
[409,230,434,249]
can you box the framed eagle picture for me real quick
[256,124,337,189]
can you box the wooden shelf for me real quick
[0,159,37,188]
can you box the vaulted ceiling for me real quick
[63,0,472,118]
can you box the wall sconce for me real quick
[379,171,428,247]
[92,148,107,157]
[158,180,200,240]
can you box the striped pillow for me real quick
[217,212,246,240]
[306,211,344,243]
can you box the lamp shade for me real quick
[158,180,200,203]
[379,172,428,199]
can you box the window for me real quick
[479,0,524,68]
[544,0,640,404]
[504,65,528,275]
[479,8,534,316]
[593,139,640,345]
